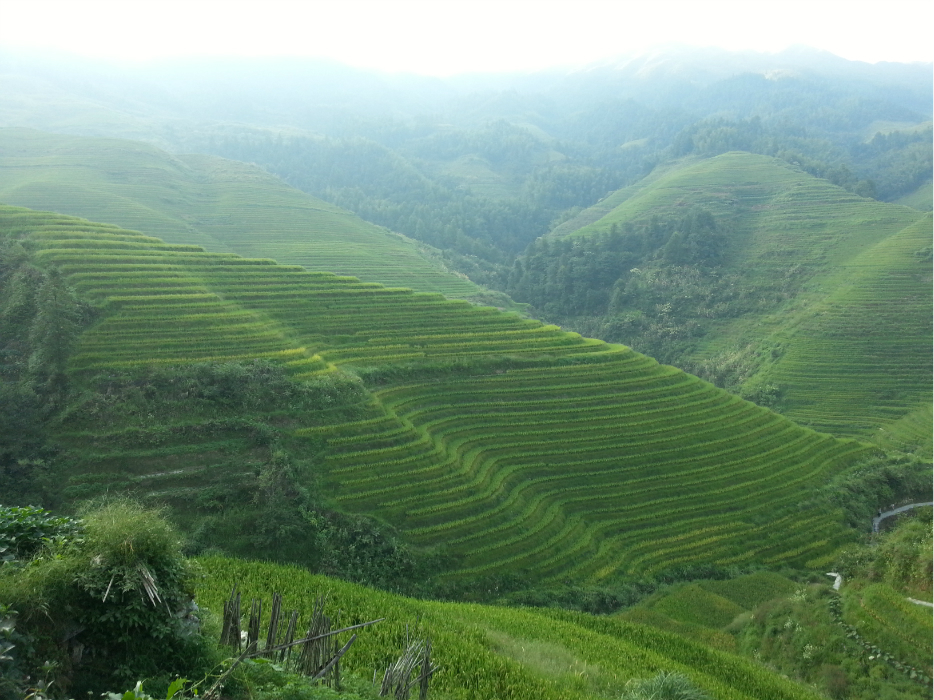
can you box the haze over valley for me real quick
[0,6,931,697]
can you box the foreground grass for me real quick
[195,556,825,700]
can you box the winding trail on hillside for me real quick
[872,502,933,533]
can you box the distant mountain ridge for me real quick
[1,45,929,280]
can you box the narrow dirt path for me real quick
[872,501,933,533]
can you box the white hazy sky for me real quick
[1,0,931,75]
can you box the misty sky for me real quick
[1,0,932,75]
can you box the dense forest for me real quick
[196,108,931,287]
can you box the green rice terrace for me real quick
[190,555,830,700]
[0,128,483,299]
[546,152,932,448]
[616,511,933,699]
[1,204,879,584]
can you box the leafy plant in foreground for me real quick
[0,500,214,696]
[0,506,80,561]
[619,671,711,699]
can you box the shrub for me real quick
[0,505,80,561]
[619,671,711,699]
[0,500,213,696]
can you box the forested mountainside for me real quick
[504,152,932,449]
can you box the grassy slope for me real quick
[619,517,934,699]
[555,152,931,444]
[0,127,482,298]
[1,205,875,584]
[196,556,824,700]
[842,582,933,671]
[893,179,933,211]
[620,573,798,634]
[764,215,933,447]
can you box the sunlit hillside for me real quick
[543,152,931,448]
[0,128,483,298]
[1,205,875,585]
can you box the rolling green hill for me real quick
[1,205,877,585]
[0,128,484,299]
[763,215,933,445]
[893,179,933,211]
[533,152,932,449]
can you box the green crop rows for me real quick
[0,128,482,298]
[2,205,876,582]
[558,152,931,445]
[194,556,825,700]
[769,215,934,440]
[841,583,933,672]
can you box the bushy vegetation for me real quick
[619,671,710,700]
[0,501,214,696]
[837,506,932,595]
[0,236,98,507]
[808,454,932,530]
[620,513,933,700]
[0,505,80,561]
[505,209,764,368]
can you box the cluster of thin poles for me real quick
[217,585,437,698]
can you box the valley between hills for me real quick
[0,46,931,700]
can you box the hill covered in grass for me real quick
[0,128,486,300]
[507,152,932,450]
[3,47,929,288]
[1,205,892,590]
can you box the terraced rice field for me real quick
[556,152,930,444]
[842,583,933,672]
[769,216,933,439]
[620,572,799,638]
[0,128,481,298]
[196,557,826,700]
[3,205,876,582]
